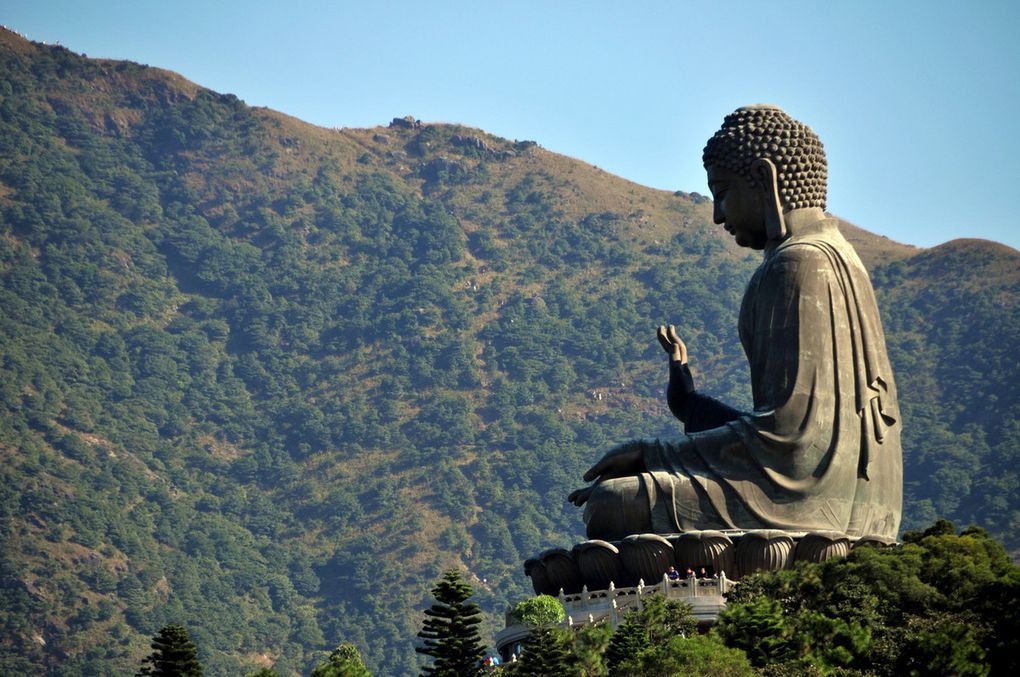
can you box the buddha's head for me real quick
[702,105,827,249]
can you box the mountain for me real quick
[1,28,1017,675]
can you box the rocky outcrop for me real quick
[674,190,710,205]
[418,156,468,182]
[450,134,516,161]
[389,115,422,129]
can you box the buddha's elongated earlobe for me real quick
[752,158,787,241]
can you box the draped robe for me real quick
[584,218,902,539]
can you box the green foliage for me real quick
[510,624,573,676]
[603,621,649,676]
[416,571,486,677]
[563,623,612,677]
[715,596,797,667]
[311,642,373,677]
[625,594,698,647]
[502,600,748,677]
[137,624,204,676]
[895,612,989,677]
[716,521,1018,675]
[509,595,565,627]
[619,633,755,677]
[602,597,700,676]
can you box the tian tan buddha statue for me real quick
[569,105,902,541]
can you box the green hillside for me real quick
[0,28,1017,675]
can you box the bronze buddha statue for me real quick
[569,105,902,541]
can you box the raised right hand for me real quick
[657,324,688,364]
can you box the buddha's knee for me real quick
[583,476,652,541]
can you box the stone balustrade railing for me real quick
[559,572,731,627]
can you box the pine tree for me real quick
[604,620,649,677]
[137,624,203,676]
[568,623,613,677]
[512,624,572,676]
[416,570,486,677]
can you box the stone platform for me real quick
[495,574,731,662]
[524,529,894,596]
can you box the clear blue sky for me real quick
[6,1,1019,250]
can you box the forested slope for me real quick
[0,28,1017,675]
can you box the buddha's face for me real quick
[706,164,768,250]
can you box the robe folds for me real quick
[637,219,902,539]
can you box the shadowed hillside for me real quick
[0,28,1017,675]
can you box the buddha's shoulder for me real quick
[759,238,850,287]
[780,225,863,267]
[771,238,840,266]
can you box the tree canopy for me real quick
[509,595,565,628]
[311,642,373,677]
[716,521,1018,675]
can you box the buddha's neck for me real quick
[763,207,827,253]
[783,207,827,232]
